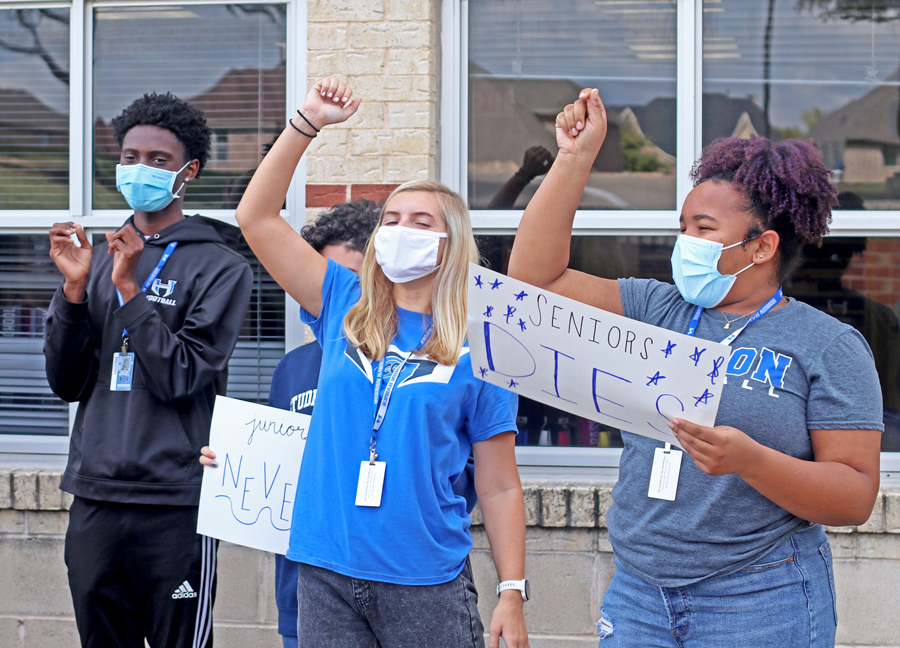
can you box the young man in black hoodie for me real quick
[44,93,253,648]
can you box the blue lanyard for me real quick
[686,287,783,346]
[369,324,432,461]
[115,241,178,338]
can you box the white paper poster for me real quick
[466,264,732,445]
[197,396,309,554]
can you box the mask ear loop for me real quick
[732,261,755,277]
[171,160,193,199]
[721,233,762,275]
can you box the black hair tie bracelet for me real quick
[296,110,321,133]
[289,118,316,138]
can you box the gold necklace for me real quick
[721,311,751,330]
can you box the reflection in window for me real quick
[92,4,286,210]
[479,232,900,452]
[0,8,69,209]
[467,0,677,211]
[229,237,285,404]
[785,232,900,453]
[704,1,900,209]
[0,236,68,435]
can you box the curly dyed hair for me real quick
[112,93,212,175]
[690,136,837,281]
[301,199,380,253]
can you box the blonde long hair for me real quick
[343,180,479,366]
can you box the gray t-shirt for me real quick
[609,278,884,587]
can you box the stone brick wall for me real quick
[304,0,438,208]
[2,470,899,647]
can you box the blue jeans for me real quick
[296,559,483,648]
[282,637,298,648]
[598,524,838,647]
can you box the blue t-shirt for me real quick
[286,261,517,585]
[610,278,883,587]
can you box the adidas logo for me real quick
[172,581,198,600]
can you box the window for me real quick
[91,3,287,211]
[449,0,900,466]
[228,239,286,404]
[0,0,301,454]
[703,1,900,209]
[0,7,70,209]
[0,235,68,436]
[466,0,678,211]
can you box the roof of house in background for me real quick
[619,94,769,156]
[188,61,286,130]
[810,69,900,146]
[0,88,67,133]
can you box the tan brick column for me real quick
[305,0,439,209]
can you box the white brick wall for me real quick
[2,471,900,647]
[306,0,438,189]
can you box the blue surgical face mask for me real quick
[671,233,756,308]
[116,160,190,213]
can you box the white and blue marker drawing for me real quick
[468,265,731,445]
[198,397,310,555]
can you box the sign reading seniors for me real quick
[467,265,732,445]
[197,396,309,554]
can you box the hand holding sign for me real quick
[197,396,309,554]
[467,265,731,445]
[668,417,760,476]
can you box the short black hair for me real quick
[112,92,212,175]
[301,199,380,253]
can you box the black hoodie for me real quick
[44,215,253,505]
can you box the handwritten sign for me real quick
[467,264,732,445]
[197,396,309,554]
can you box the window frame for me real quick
[442,0,900,472]
[0,0,306,456]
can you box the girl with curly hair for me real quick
[509,89,882,647]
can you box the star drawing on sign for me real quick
[694,389,714,406]
[474,275,483,288]
[517,318,527,332]
[490,278,503,290]
[479,367,488,378]
[707,356,725,385]
[508,379,519,388]
[484,306,494,318]
[662,341,676,358]
[514,290,528,301]
[689,347,705,367]
[646,371,665,386]
[505,305,516,324]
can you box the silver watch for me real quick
[496,578,529,601]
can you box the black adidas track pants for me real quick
[65,497,218,648]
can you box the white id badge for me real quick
[355,461,386,507]
[110,352,135,391]
[648,444,682,501]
